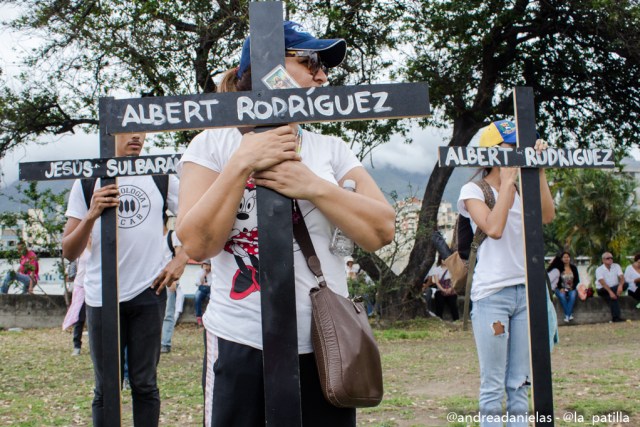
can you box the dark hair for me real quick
[559,251,572,263]
[218,68,252,93]
[546,255,564,272]
[635,253,640,262]
[469,168,491,182]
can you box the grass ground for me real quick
[0,319,637,426]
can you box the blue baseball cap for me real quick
[237,21,347,79]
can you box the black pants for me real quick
[73,303,86,349]
[629,287,640,302]
[86,288,166,427]
[597,284,627,320]
[205,335,356,427]
[433,291,459,321]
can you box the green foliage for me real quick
[1,322,639,425]
[0,0,409,158]
[547,168,640,270]
[403,0,640,150]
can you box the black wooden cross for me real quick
[438,87,614,426]
[104,2,428,425]
[19,146,181,427]
[23,1,429,425]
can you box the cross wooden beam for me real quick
[104,2,428,425]
[438,86,615,426]
[24,2,430,425]
[19,145,180,427]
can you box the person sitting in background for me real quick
[624,253,640,309]
[547,251,580,322]
[195,260,212,327]
[1,241,39,294]
[422,267,436,317]
[595,252,627,322]
[430,255,459,321]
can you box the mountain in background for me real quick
[0,165,474,213]
[0,180,73,212]
[366,165,474,207]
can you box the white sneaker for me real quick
[564,315,570,323]
[569,315,574,321]
[72,348,81,356]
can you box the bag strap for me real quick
[292,200,327,288]
[166,230,176,258]
[462,179,496,330]
[462,245,477,331]
[80,176,168,222]
[470,179,496,249]
[152,174,170,224]
[81,178,97,210]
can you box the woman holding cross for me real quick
[457,120,555,427]
[176,21,394,427]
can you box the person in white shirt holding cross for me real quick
[595,251,627,322]
[177,21,395,427]
[62,132,189,427]
[458,120,555,427]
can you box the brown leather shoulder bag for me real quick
[293,202,383,408]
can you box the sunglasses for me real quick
[285,50,328,76]
[604,257,613,260]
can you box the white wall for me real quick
[0,258,203,295]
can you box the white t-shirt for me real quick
[624,265,639,293]
[178,127,361,353]
[595,263,623,289]
[65,175,179,307]
[547,268,560,290]
[73,247,91,290]
[197,267,213,286]
[429,265,450,281]
[457,182,526,301]
[624,264,640,293]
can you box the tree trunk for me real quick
[374,114,484,319]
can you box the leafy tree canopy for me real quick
[545,168,640,270]
[404,0,640,149]
[0,0,406,156]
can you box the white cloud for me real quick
[365,125,454,174]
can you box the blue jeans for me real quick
[471,285,530,427]
[161,288,177,348]
[195,285,210,317]
[554,288,577,318]
[1,271,31,294]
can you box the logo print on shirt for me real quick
[118,184,151,229]
[224,180,260,300]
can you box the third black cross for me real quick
[438,86,614,426]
